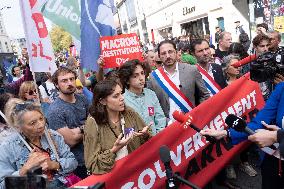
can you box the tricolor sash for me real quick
[197,65,222,96]
[151,67,194,113]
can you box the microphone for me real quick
[172,111,216,143]
[159,145,176,188]
[225,114,255,135]
[231,54,256,68]
[225,114,277,150]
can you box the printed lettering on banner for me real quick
[73,74,265,188]
[20,0,57,73]
[100,33,144,68]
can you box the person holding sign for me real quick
[84,79,151,174]
[200,82,284,189]
[118,59,166,135]
[148,40,210,121]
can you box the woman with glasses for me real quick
[18,81,38,101]
[0,99,78,188]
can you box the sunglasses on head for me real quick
[26,90,37,95]
[14,102,33,113]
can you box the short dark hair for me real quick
[256,23,268,31]
[252,34,270,47]
[189,38,209,54]
[118,59,145,90]
[157,40,176,55]
[228,42,249,59]
[51,67,77,85]
[11,66,20,77]
[89,79,122,125]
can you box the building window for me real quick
[217,17,225,31]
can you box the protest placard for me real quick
[20,0,57,73]
[100,33,144,68]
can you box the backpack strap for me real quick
[42,82,51,96]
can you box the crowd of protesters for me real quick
[0,21,283,189]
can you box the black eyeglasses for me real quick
[26,90,37,95]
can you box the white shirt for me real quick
[163,63,181,121]
[12,75,23,82]
[39,80,58,102]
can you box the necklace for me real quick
[109,115,125,138]
[113,119,120,124]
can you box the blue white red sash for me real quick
[151,67,194,113]
[197,65,222,96]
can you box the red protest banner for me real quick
[100,33,144,68]
[73,74,265,189]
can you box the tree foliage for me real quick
[50,25,72,52]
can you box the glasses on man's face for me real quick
[26,90,37,95]
[160,50,176,57]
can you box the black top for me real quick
[215,48,228,60]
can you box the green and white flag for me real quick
[41,0,81,41]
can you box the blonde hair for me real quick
[4,98,43,130]
[18,81,37,100]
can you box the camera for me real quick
[250,47,284,82]
[5,166,46,189]
[5,166,105,189]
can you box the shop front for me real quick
[145,3,175,42]
[173,0,221,39]
[180,16,210,39]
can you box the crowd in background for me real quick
[0,21,283,189]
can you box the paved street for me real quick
[213,164,262,189]
[212,150,262,189]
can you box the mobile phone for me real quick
[124,127,135,136]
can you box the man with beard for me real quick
[191,39,239,189]
[147,40,210,121]
[191,39,227,97]
[47,67,89,179]
[268,30,281,52]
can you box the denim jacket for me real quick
[0,129,78,188]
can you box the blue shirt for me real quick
[0,130,77,188]
[124,88,167,135]
[230,82,284,144]
[47,94,89,165]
